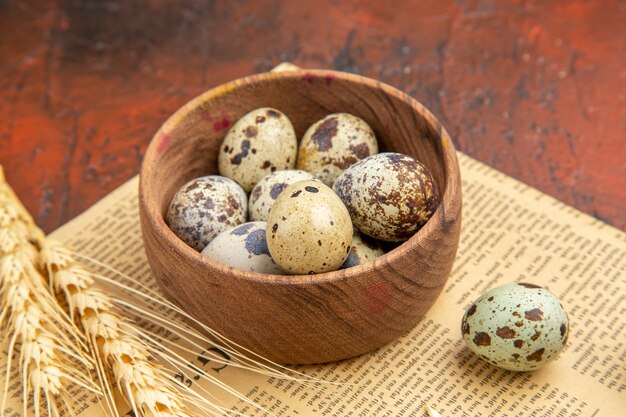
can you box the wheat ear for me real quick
[0,169,197,417]
[41,237,226,416]
[0,177,99,417]
[41,240,283,417]
[2,166,327,416]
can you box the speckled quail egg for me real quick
[248,169,315,222]
[297,113,378,187]
[333,152,439,242]
[341,231,385,269]
[266,180,353,274]
[166,175,247,252]
[218,108,297,191]
[461,283,569,372]
[201,222,285,274]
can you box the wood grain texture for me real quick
[0,0,624,232]
[139,69,462,364]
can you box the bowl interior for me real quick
[145,70,454,277]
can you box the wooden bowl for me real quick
[139,68,462,364]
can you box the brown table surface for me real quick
[1,1,624,234]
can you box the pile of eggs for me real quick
[166,108,440,275]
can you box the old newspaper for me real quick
[1,152,624,416]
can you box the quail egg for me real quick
[461,283,569,372]
[166,175,247,251]
[201,222,285,274]
[218,108,297,191]
[333,152,439,242]
[297,113,378,186]
[342,231,385,269]
[266,180,353,274]
[248,169,315,222]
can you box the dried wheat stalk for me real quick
[1,167,321,417]
[0,170,220,416]
[40,239,323,417]
[0,179,99,417]
[41,242,223,417]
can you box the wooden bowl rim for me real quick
[140,68,461,286]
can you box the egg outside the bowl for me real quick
[461,283,569,372]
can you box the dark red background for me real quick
[1,0,624,233]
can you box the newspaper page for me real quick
[1,152,624,416]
